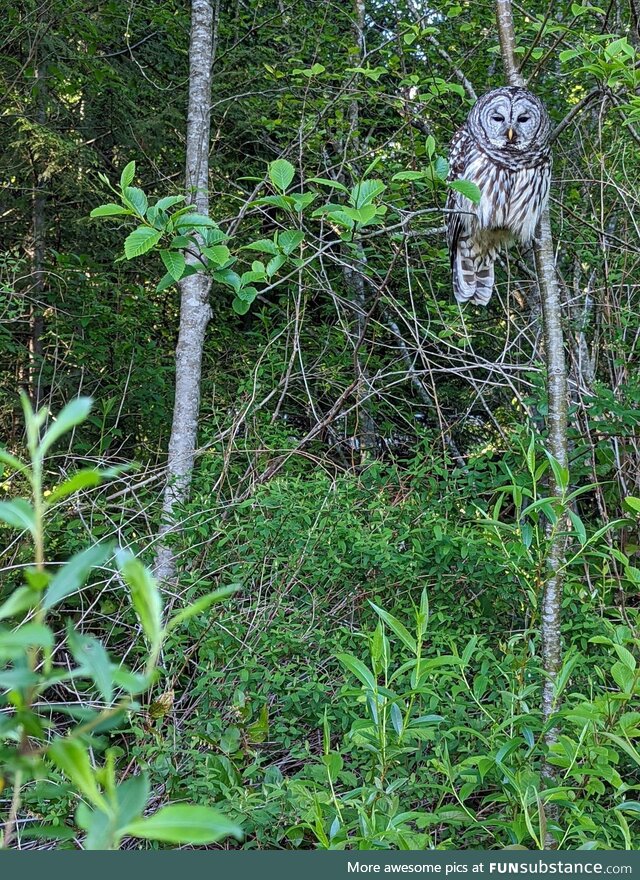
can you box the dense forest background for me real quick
[1,0,640,851]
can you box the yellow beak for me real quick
[507,128,514,142]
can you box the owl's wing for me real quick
[445,128,472,268]
[446,128,483,303]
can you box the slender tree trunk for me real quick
[28,56,47,410]
[29,172,45,410]
[154,0,214,585]
[343,0,378,461]
[495,0,569,847]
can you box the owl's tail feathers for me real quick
[472,259,494,306]
[452,241,494,306]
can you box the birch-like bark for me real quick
[154,0,214,585]
[495,0,569,839]
[343,0,378,459]
[28,56,47,410]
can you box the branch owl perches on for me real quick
[446,86,552,306]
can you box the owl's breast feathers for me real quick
[447,128,551,245]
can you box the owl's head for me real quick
[469,87,550,156]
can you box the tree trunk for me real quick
[28,55,47,410]
[154,0,214,585]
[495,0,569,847]
[343,0,378,462]
[29,172,45,411]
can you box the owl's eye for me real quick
[492,114,505,122]
[517,114,530,123]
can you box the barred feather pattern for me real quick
[446,87,552,306]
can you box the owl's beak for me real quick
[507,127,515,142]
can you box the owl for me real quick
[446,86,552,306]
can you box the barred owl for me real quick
[446,86,551,305]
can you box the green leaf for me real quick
[24,567,48,591]
[545,451,570,494]
[0,586,38,621]
[111,666,149,694]
[392,171,427,181]
[321,751,343,781]
[47,469,103,504]
[124,227,162,259]
[43,543,112,611]
[346,65,386,81]
[237,285,258,303]
[120,161,136,189]
[278,230,304,255]
[323,208,354,230]
[118,552,163,650]
[173,212,217,229]
[167,585,239,631]
[615,801,640,815]
[18,825,77,842]
[611,660,635,694]
[269,159,295,193]
[368,602,417,654]
[462,635,478,665]
[342,205,377,225]
[625,496,640,513]
[124,805,242,844]
[0,499,36,535]
[246,704,269,744]
[202,245,231,266]
[156,272,175,293]
[448,179,482,204]
[213,268,242,291]
[242,239,280,255]
[350,179,386,208]
[602,733,640,768]
[39,397,92,457]
[232,297,251,315]
[336,653,376,690]
[418,587,429,636]
[413,714,445,725]
[122,186,148,217]
[90,204,132,218]
[204,227,228,245]
[567,509,587,545]
[0,623,53,657]
[266,254,285,277]
[170,235,192,248]
[559,49,583,63]
[0,447,26,474]
[48,738,108,811]
[613,644,636,672]
[307,177,350,194]
[115,775,151,828]
[0,667,39,689]
[68,629,114,704]
[160,249,186,281]
[76,803,112,851]
[555,650,582,700]
[525,433,537,477]
[434,157,450,180]
[155,195,185,211]
[293,63,325,77]
[240,270,265,286]
[390,702,403,737]
[254,194,293,211]
[290,192,316,212]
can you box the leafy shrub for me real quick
[0,395,241,849]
